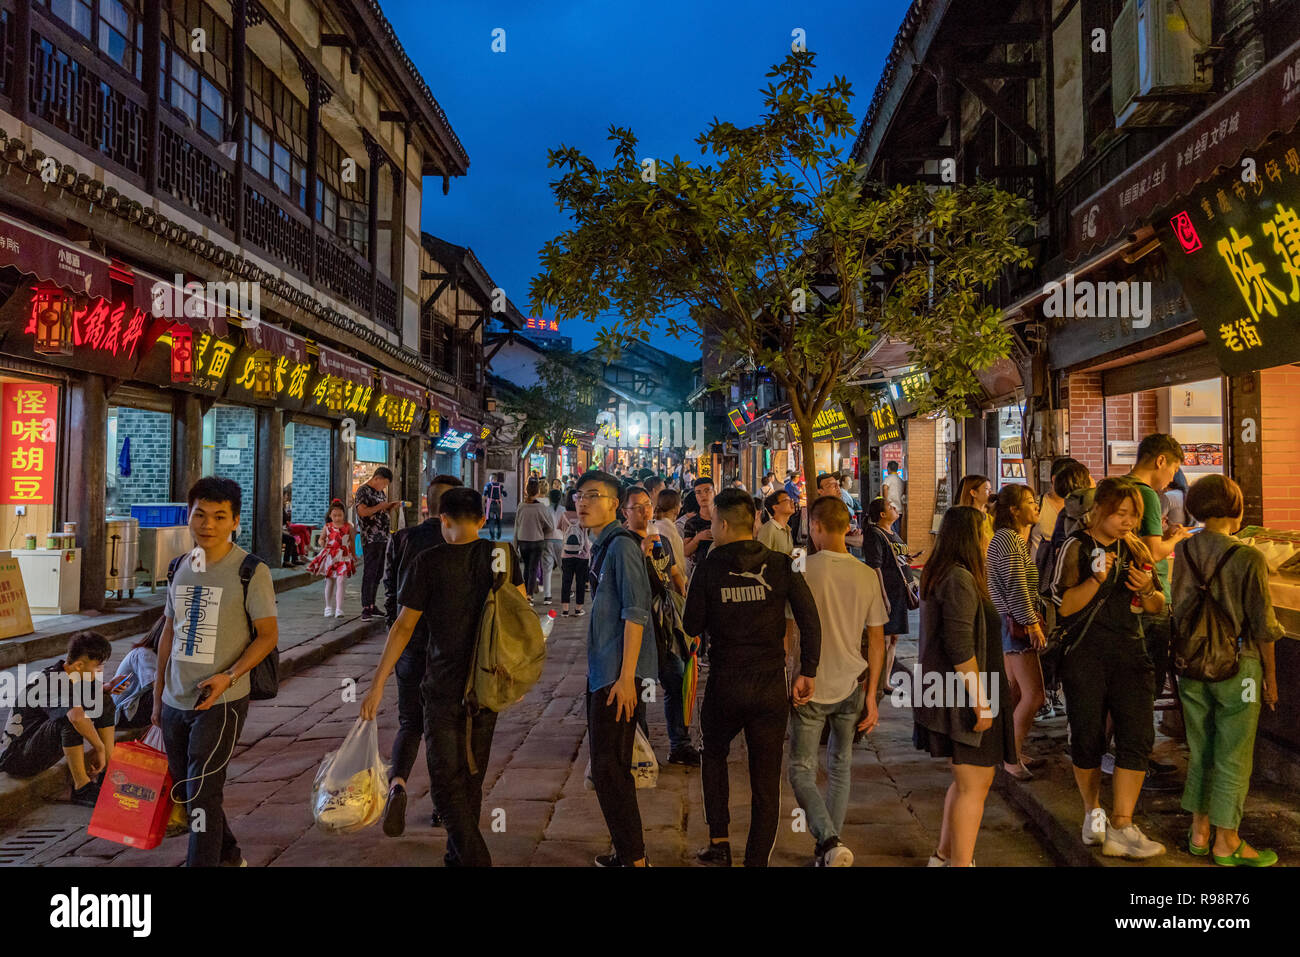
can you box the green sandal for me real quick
[1213,840,1278,868]
[1187,828,1209,857]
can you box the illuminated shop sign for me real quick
[790,403,855,443]
[24,292,150,360]
[1159,132,1300,374]
[437,429,472,452]
[1,382,58,504]
[727,398,758,435]
[889,369,931,419]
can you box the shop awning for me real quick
[246,322,308,365]
[317,344,371,387]
[0,212,111,297]
[1070,35,1300,261]
[380,371,428,409]
[131,269,231,337]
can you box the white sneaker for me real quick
[334,607,345,618]
[927,853,947,867]
[1101,752,1116,775]
[323,608,332,617]
[1103,822,1166,860]
[1082,807,1108,846]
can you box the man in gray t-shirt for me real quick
[154,477,279,868]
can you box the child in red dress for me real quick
[308,500,356,617]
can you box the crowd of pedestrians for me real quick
[3,433,1282,869]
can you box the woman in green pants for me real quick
[1173,474,1281,867]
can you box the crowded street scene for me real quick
[0,0,1294,939]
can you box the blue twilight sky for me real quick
[381,0,912,359]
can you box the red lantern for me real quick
[31,284,74,356]
[170,324,194,383]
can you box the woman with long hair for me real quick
[108,617,165,730]
[863,496,914,700]
[914,506,1014,867]
[957,474,994,535]
[1174,475,1281,866]
[1050,477,1166,860]
[988,485,1047,780]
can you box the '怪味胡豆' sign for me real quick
[1,382,58,505]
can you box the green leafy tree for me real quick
[530,50,1034,482]
[500,347,601,481]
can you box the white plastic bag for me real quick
[311,717,388,833]
[141,725,166,754]
[582,725,660,791]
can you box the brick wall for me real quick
[904,416,937,563]
[1260,366,1300,527]
[1064,371,1105,477]
[1105,393,1134,444]
[212,405,257,551]
[109,407,172,514]
[290,423,333,524]
[1136,389,1160,440]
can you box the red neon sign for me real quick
[24,294,149,359]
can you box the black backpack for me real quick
[1171,544,1244,682]
[168,552,279,700]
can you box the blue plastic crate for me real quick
[131,503,189,527]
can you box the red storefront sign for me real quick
[1,382,58,504]
[22,292,151,360]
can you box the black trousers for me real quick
[487,504,503,540]
[561,557,588,604]
[162,696,249,867]
[281,530,299,565]
[700,666,788,866]
[0,703,116,778]
[519,540,546,597]
[361,540,387,609]
[1142,611,1174,699]
[587,685,646,863]
[424,697,497,867]
[391,645,425,783]
[1060,628,1155,772]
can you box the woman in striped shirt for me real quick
[988,484,1047,780]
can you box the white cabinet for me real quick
[14,549,82,615]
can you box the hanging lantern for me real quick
[252,350,275,400]
[170,324,195,383]
[31,284,74,355]
[325,376,345,413]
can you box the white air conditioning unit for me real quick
[1112,0,1211,128]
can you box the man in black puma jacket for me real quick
[684,488,821,867]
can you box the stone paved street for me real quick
[0,592,1053,867]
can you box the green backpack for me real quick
[463,543,547,723]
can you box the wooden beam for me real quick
[421,271,450,281]
[955,74,1041,154]
[956,60,1041,80]
[953,22,1040,45]
[422,276,451,313]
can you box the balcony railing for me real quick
[374,273,397,329]
[29,29,145,178]
[0,9,13,100]
[315,230,371,314]
[158,115,236,230]
[244,183,312,276]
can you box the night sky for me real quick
[381,0,912,359]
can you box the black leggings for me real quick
[561,557,589,605]
[1060,627,1155,772]
[519,541,546,596]
[700,666,788,866]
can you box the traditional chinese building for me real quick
[860,0,1300,782]
[0,0,474,610]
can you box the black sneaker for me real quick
[814,837,854,867]
[382,783,407,837]
[696,841,732,866]
[430,810,443,828]
[360,607,375,622]
[594,851,624,867]
[667,744,701,767]
[69,781,100,808]
[1148,758,1177,774]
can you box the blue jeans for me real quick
[787,686,864,844]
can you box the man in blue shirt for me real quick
[575,469,656,867]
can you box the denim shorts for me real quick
[1002,614,1033,655]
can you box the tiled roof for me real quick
[850,0,931,164]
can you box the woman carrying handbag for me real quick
[863,497,918,702]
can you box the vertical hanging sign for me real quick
[1,383,59,505]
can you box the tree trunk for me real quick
[548,434,560,482]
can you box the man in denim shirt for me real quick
[575,469,656,867]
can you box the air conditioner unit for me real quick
[1112,0,1211,128]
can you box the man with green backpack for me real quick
[361,487,530,867]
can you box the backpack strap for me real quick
[1185,543,1241,592]
[239,553,265,641]
[166,554,185,585]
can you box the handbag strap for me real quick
[1065,534,1120,649]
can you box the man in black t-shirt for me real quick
[361,488,525,867]
[681,477,716,575]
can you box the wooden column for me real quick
[253,406,283,565]
[66,375,108,612]
[232,0,248,246]
[170,391,204,500]
[142,0,162,193]
[12,0,30,126]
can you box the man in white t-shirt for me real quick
[786,495,888,867]
[883,462,904,535]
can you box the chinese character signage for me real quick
[790,403,856,444]
[867,392,902,445]
[1157,132,1300,374]
[226,345,312,408]
[0,558,34,639]
[889,369,930,419]
[23,291,152,361]
[2,382,58,505]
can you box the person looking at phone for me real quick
[1051,478,1166,860]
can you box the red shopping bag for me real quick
[87,740,174,850]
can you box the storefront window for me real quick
[107,406,172,517]
[352,435,389,498]
[202,405,256,551]
[286,422,332,524]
